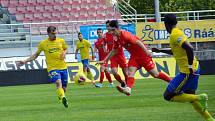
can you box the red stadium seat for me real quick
[25,13,34,21]
[54,0,63,5]
[53,5,63,12]
[16,14,25,21]
[43,12,52,19]
[46,0,55,5]
[18,0,28,6]
[34,13,43,20]
[9,0,18,7]
[7,7,16,14]
[26,6,36,14]
[37,0,46,6]
[17,6,26,14]
[51,12,61,19]
[1,0,9,7]
[28,0,37,6]
[61,12,70,20]
[35,6,45,13]
[63,0,73,5]
[96,13,106,20]
[44,6,53,12]
[89,0,98,5]
[62,5,71,12]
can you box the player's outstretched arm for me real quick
[152,48,173,55]
[135,40,152,57]
[96,49,116,66]
[16,53,40,66]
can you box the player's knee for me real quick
[151,72,159,78]
[163,91,174,101]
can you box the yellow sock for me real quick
[192,101,213,120]
[83,71,87,77]
[171,93,198,103]
[87,71,94,81]
[56,88,65,100]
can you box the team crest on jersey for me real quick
[177,37,182,43]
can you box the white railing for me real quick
[0,10,214,58]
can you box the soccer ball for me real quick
[74,72,86,85]
[78,76,86,85]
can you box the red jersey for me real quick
[104,32,124,56]
[94,38,107,61]
[114,30,148,58]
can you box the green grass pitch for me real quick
[0,75,214,121]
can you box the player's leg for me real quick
[95,65,105,88]
[49,70,67,107]
[118,55,128,83]
[163,73,199,102]
[116,66,138,96]
[148,67,171,82]
[186,67,214,121]
[104,64,114,87]
[163,72,214,120]
[111,67,126,87]
[83,59,95,84]
[145,58,171,82]
[187,89,214,121]
[60,69,69,108]
[81,59,88,76]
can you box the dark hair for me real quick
[109,20,119,28]
[78,32,82,36]
[97,28,102,31]
[164,14,177,26]
[106,20,110,25]
[47,26,56,33]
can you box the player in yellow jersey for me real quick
[17,26,69,108]
[152,14,214,121]
[75,32,95,84]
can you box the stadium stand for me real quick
[0,0,121,35]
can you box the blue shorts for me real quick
[49,69,68,87]
[165,65,200,94]
[81,59,89,68]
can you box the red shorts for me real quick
[128,55,155,71]
[99,56,108,67]
[110,55,127,69]
[102,62,108,67]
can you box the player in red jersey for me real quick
[104,20,127,87]
[94,28,113,88]
[97,20,171,96]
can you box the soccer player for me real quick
[104,20,127,87]
[152,14,214,121]
[94,28,113,88]
[97,20,171,96]
[17,26,69,108]
[75,32,95,84]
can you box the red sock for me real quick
[157,72,171,83]
[114,74,123,83]
[127,77,134,88]
[105,72,112,83]
[100,72,104,83]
